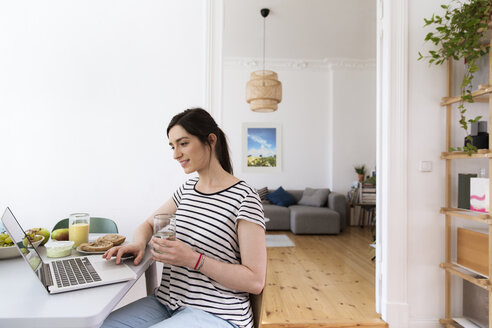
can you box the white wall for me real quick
[223,0,377,60]
[222,59,376,193]
[0,1,205,238]
[332,66,377,192]
[407,1,447,323]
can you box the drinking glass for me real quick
[69,213,90,248]
[153,214,176,253]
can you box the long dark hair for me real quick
[167,108,233,174]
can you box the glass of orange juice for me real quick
[69,213,90,248]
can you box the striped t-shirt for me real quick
[155,177,265,328]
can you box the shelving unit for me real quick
[440,24,492,328]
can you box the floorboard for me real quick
[260,227,387,328]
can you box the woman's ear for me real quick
[208,133,217,147]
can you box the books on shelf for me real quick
[458,173,477,210]
[359,184,376,205]
[470,178,489,213]
[347,182,377,225]
[347,183,377,205]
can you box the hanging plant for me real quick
[418,0,491,155]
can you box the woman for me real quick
[101,108,266,328]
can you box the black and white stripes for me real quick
[156,177,265,328]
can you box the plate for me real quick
[76,246,108,255]
[0,236,44,259]
[0,245,22,259]
[76,242,128,254]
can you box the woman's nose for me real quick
[173,148,181,159]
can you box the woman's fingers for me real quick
[102,246,120,260]
[103,243,143,263]
[150,238,192,267]
[133,249,145,265]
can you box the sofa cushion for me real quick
[263,204,291,230]
[298,188,330,207]
[256,187,269,201]
[289,205,340,234]
[266,187,297,207]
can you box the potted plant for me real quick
[418,0,491,155]
[364,175,376,186]
[354,165,366,182]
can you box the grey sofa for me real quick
[263,189,346,234]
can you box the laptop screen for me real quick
[1,207,50,290]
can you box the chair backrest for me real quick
[51,217,118,233]
[250,291,263,328]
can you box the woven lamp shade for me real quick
[246,70,282,112]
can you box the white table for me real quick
[0,237,157,328]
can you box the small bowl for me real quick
[27,235,45,248]
[45,240,74,258]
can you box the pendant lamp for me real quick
[246,8,282,112]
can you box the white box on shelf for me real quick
[470,177,489,213]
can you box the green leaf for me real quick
[470,116,482,123]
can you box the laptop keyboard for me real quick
[51,257,101,288]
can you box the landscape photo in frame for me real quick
[242,123,282,173]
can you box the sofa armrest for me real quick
[328,192,347,231]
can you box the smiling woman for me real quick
[101,108,267,328]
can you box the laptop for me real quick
[1,207,137,294]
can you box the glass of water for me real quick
[153,214,176,252]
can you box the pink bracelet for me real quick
[196,255,205,271]
[194,253,203,270]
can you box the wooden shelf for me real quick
[440,263,490,289]
[441,25,491,326]
[441,85,491,106]
[438,318,454,328]
[439,317,481,328]
[440,149,491,159]
[440,207,492,224]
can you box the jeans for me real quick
[101,296,237,328]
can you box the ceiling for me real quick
[223,0,377,60]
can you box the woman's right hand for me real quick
[102,242,146,265]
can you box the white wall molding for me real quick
[203,0,224,124]
[223,57,376,71]
[378,0,409,326]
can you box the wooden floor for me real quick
[260,227,387,328]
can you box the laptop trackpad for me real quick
[92,260,136,280]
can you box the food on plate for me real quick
[25,228,50,245]
[22,234,43,247]
[0,232,13,247]
[51,228,69,241]
[96,234,126,246]
[79,240,114,252]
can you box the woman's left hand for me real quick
[150,237,197,268]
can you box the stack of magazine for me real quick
[360,183,376,205]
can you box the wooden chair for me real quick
[51,217,118,233]
[250,291,263,328]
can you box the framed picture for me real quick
[242,122,282,173]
